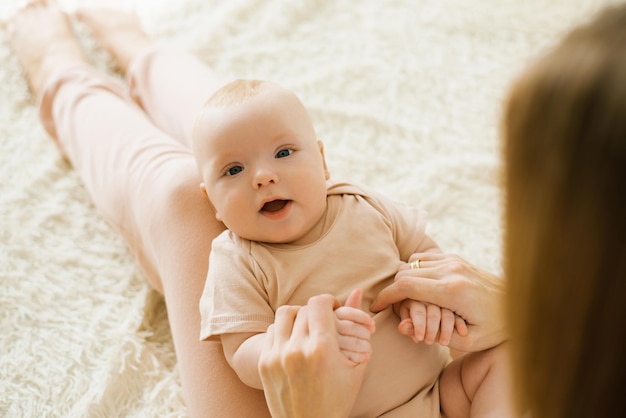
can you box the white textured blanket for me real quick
[0,0,617,416]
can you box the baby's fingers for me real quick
[398,317,419,342]
[407,302,427,342]
[336,317,372,364]
[455,315,469,336]
[423,304,441,344]
[335,318,373,342]
[337,333,372,358]
[340,348,371,365]
[438,309,455,346]
[335,306,375,332]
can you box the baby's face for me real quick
[194,85,330,244]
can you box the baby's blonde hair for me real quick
[192,79,270,154]
[192,78,317,157]
[204,79,269,108]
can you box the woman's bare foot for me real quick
[7,0,87,96]
[75,7,153,74]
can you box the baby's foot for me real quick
[7,0,87,95]
[75,7,153,74]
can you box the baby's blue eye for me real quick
[275,149,293,158]
[226,165,243,176]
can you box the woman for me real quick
[503,4,626,416]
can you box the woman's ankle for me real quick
[8,1,88,95]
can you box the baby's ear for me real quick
[317,140,331,180]
[200,182,208,198]
[200,183,221,220]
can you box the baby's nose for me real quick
[253,168,277,188]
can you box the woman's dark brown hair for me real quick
[503,4,626,417]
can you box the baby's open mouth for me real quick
[261,200,290,213]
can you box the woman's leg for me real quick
[8,2,269,417]
[75,8,229,148]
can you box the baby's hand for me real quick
[334,289,376,364]
[396,299,468,346]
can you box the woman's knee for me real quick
[148,166,224,250]
[158,168,217,224]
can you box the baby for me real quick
[192,79,506,417]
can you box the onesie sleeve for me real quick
[199,231,275,341]
[359,184,439,262]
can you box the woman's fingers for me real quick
[371,271,453,312]
[259,294,369,418]
[406,251,463,265]
[306,294,341,341]
[272,305,301,345]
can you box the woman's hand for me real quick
[371,252,507,352]
[259,290,372,418]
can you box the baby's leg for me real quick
[8,2,269,417]
[439,344,514,418]
[75,8,228,148]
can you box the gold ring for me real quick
[409,259,420,269]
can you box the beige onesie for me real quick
[200,180,450,417]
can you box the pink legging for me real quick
[38,47,271,417]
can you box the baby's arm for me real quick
[221,332,267,390]
[221,289,375,390]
